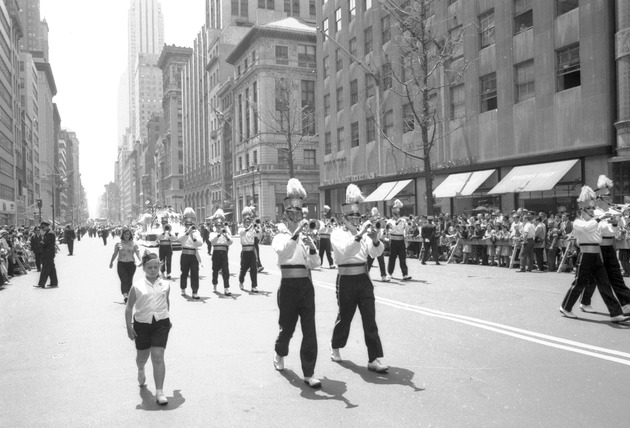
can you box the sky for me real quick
[40,0,206,218]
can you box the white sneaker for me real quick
[611,314,630,323]
[622,304,630,315]
[273,353,284,371]
[382,275,390,282]
[580,304,595,313]
[367,358,389,373]
[330,345,342,362]
[303,376,322,388]
[386,275,393,281]
[558,306,577,318]
[402,275,412,281]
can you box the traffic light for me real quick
[36,199,42,208]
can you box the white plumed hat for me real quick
[183,207,196,222]
[213,208,226,220]
[284,178,307,212]
[341,184,364,215]
[577,186,597,209]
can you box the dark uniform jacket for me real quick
[41,231,56,259]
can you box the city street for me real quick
[1,236,630,427]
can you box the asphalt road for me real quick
[1,235,629,427]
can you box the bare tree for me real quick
[252,72,317,178]
[376,0,470,215]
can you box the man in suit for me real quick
[29,227,43,271]
[64,225,76,256]
[421,216,440,265]
[35,221,58,288]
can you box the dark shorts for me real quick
[133,317,171,350]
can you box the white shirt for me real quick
[521,222,535,240]
[239,226,262,245]
[272,229,320,269]
[387,217,406,235]
[330,228,384,265]
[573,217,601,244]
[210,228,233,246]
[178,229,203,249]
[132,277,170,323]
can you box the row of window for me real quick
[236,148,317,171]
[324,43,580,120]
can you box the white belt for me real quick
[601,237,614,246]
[338,263,367,276]
[280,265,309,278]
[390,235,404,241]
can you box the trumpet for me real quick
[302,219,320,235]
[163,224,171,232]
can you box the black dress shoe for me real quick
[49,284,58,287]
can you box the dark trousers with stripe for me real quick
[319,237,334,266]
[180,253,199,293]
[367,254,386,276]
[212,250,230,288]
[239,250,258,288]
[561,252,622,316]
[254,237,262,268]
[331,273,384,362]
[388,240,408,276]
[581,246,630,307]
[275,277,317,378]
[159,245,172,275]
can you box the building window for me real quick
[298,45,316,68]
[275,46,289,65]
[304,149,316,165]
[349,0,356,21]
[351,122,360,147]
[365,75,375,98]
[335,49,343,72]
[309,0,316,17]
[514,0,533,34]
[301,80,316,135]
[366,115,375,142]
[382,15,391,44]
[449,25,464,60]
[557,44,580,91]
[403,103,415,133]
[364,28,373,56]
[382,63,392,90]
[479,10,495,48]
[480,73,497,112]
[337,127,344,151]
[349,37,357,62]
[323,56,329,78]
[557,0,578,16]
[364,0,372,10]
[450,84,465,119]
[253,150,258,165]
[350,79,358,105]
[323,18,329,35]
[245,87,250,138]
[335,8,342,33]
[246,153,250,169]
[515,60,535,102]
[324,94,331,116]
[239,156,243,171]
[258,0,274,10]
[384,110,393,137]
[325,131,332,154]
[278,148,288,165]
[336,87,344,112]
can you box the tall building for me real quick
[226,17,319,221]
[59,129,81,225]
[183,0,318,220]
[157,45,190,211]
[128,0,164,143]
[18,52,39,223]
[16,0,48,60]
[0,0,22,225]
[317,0,626,216]
[132,52,162,143]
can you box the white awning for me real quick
[433,169,496,198]
[363,179,412,202]
[487,159,579,194]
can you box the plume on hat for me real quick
[577,186,597,205]
[302,207,309,214]
[287,178,307,198]
[371,207,380,217]
[183,207,196,219]
[323,205,331,211]
[213,208,226,219]
[242,206,254,217]
[597,175,613,190]
[345,184,364,204]
[393,199,403,209]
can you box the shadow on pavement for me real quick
[279,369,358,409]
[562,315,630,329]
[181,294,211,303]
[136,387,185,411]
[337,361,424,392]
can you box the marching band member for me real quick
[157,215,176,279]
[367,207,389,282]
[271,178,322,388]
[329,184,389,373]
[178,207,203,299]
[559,186,629,322]
[386,199,412,280]
[209,208,233,296]
[619,206,630,276]
[238,206,262,293]
[318,205,336,269]
[250,206,265,273]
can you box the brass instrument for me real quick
[163,224,171,232]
